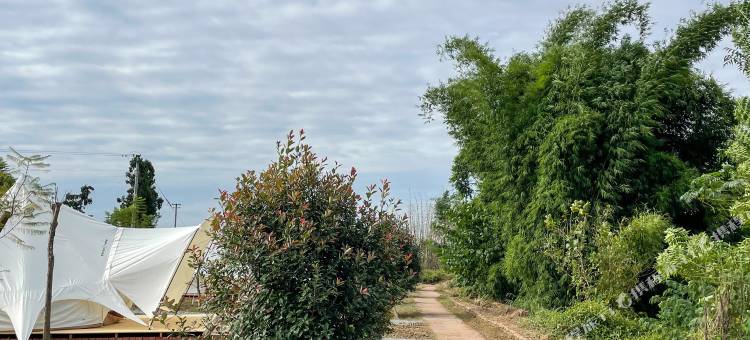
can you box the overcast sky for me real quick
[1,0,748,227]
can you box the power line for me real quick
[157,185,181,228]
[1,148,134,158]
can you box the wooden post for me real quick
[43,202,62,340]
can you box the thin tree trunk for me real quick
[43,203,61,340]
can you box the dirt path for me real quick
[413,285,485,340]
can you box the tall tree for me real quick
[421,0,749,307]
[62,185,94,213]
[115,155,163,227]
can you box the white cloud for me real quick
[1,0,747,226]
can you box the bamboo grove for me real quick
[422,0,750,338]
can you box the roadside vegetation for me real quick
[421,0,750,338]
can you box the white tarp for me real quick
[0,180,200,340]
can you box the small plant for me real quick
[200,130,420,339]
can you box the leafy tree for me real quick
[0,150,59,340]
[0,150,52,245]
[436,198,512,298]
[105,197,155,228]
[725,4,750,75]
[115,155,163,227]
[421,0,749,307]
[199,131,420,339]
[62,185,94,213]
[0,157,14,196]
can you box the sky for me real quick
[1,0,748,227]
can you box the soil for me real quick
[413,285,485,339]
[385,284,546,340]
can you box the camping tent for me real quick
[0,179,206,340]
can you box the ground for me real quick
[384,284,547,340]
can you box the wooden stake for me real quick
[43,202,61,340]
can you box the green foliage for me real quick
[418,239,441,270]
[420,269,452,284]
[200,131,420,339]
[543,201,600,300]
[435,199,513,299]
[542,201,671,302]
[642,279,706,339]
[117,155,163,224]
[62,185,94,213]
[0,157,13,196]
[684,98,750,226]
[593,212,671,301]
[0,149,52,248]
[529,300,643,339]
[656,228,750,338]
[422,0,747,307]
[725,4,750,76]
[105,197,155,228]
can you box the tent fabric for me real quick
[0,180,201,340]
[163,219,212,305]
[0,300,107,331]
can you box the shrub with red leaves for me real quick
[200,130,420,339]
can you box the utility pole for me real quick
[158,186,180,228]
[131,155,140,228]
[173,203,181,228]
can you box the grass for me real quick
[393,297,421,319]
[385,296,434,339]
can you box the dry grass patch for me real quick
[384,295,433,339]
[393,297,421,320]
[385,321,433,340]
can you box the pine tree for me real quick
[115,155,163,227]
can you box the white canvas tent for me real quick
[0,180,206,340]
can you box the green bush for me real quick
[593,212,672,300]
[200,131,420,339]
[420,269,452,284]
[435,199,513,299]
[529,300,643,339]
[656,228,750,338]
[542,203,671,302]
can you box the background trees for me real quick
[422,0,748,310]
[199,131,419,339]
[422,0,750,338]
[108,155,163,227]
[62,185,94,213]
